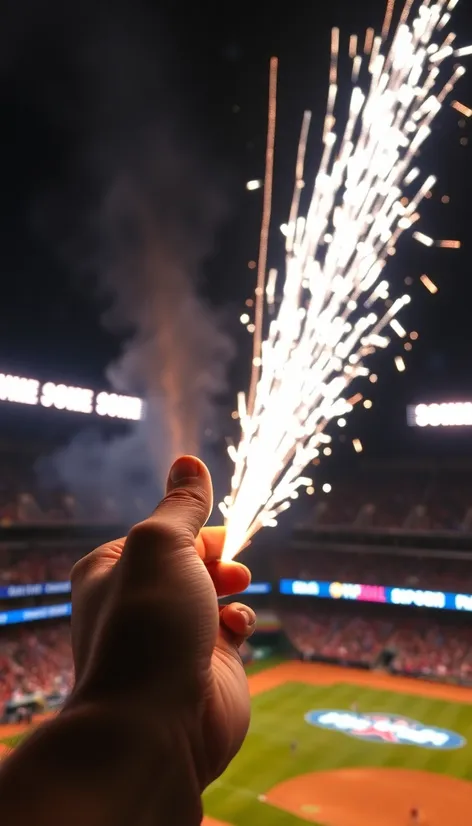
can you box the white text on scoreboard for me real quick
[0,374,143,421]
[407,402,472,428]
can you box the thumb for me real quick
[162,455,213,541]
[119,455,213,584]
[217,602,257,653]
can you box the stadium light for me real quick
[0,373,144,421]
[407,402,472,427]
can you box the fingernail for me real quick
[170,456,200,484]
[238,607,255,626]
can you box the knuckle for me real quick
[70,554,90,585]
[127,518,178,551]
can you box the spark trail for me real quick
[221,0,469,561]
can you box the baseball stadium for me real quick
[2,456,472,826]
[1,0,472,822]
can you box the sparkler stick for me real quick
[220,0,469,561]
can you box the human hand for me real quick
[69,455,256,791]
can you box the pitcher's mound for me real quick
[266,767,472,826]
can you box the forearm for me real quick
[0,702,202,826]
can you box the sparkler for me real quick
[220,0,469,561]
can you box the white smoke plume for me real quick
[28,0,235,511]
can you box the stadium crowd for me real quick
[3,604,472,721]
[0,548,78,585]
[0,491,125,526]
[0,466,472,532]
[0,623,73,715]
[282,611,472,681]
[1,542,472,594]
[300,469,472,533]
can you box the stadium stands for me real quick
[0,491,122,526]
[299,467,472,533]
[1,460,472,720]
[2,538,471,593]
[276,549,472,592]
[0,622,73,716]
[282,609,472,682]
[0,548,78,585]
[0,462,471,532]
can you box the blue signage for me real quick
[0,580,271,601]
[279,578,472,613]
[0,581,71,599]
[219,582,272,600]
[0,602,71,626]
[305,710,465,750]
[242,582,272,595]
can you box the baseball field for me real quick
[2,660,472,825]
[203,661,472,826]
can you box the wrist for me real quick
[67,697,204,824]
[0,697,203,826]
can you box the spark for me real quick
[413,231,434,247]
[348,393,363,406]
[390,319,407,338]
[248,57,278,416]
[352,55,362,84]
[349,34,358,60]
[330,28,340,84]
[381,0,396,40]
[353,438,364,453]
[246,180,263,191]
[399,0,415,26]
[221,1,469,561]
[438,13,451,31]
[455,46,472,57]
[420,274,438,294]
[451,100,472,117]
[364,27,374,55]
[437,239,461,248]
[429,46,454,63]
[266,268,278,309]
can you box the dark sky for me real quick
[0,0,472,462]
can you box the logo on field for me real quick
[305,710,465,750]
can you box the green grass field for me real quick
[2,666,472,824]
[204,678,472,825]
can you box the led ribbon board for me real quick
[280,579,472,612]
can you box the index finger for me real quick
[195,526,225,562]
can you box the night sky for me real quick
[0,0,472,465]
